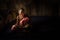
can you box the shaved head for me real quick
[18,8,24,14]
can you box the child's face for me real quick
[19,14,23,19]
[18,9,24,19]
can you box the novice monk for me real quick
[11,8,32,32]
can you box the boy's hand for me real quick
[11,25,16,31]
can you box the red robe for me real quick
[11,17,30,31]
[20,17,29,26]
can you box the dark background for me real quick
[0,0,59,39]
[0,0,59,16]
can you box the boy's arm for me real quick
[11,25,16,30]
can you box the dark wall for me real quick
[0,0,59,16]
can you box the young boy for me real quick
[11,8,32,32]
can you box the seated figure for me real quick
[11,8,32,32]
